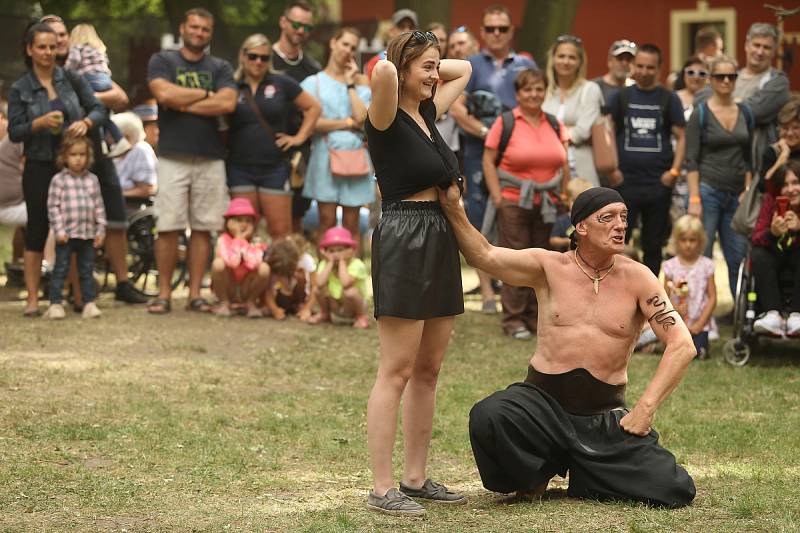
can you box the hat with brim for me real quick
[610,40,636,57]
[319,226,358,249]
[392,8,418,28]
[224,197,258,220]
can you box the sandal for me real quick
[246,306,263,319]
[186,297,212,313]
[23,307,42,318]
[353,315,370,329]
[147,298,171,314]
[212,304,231,317]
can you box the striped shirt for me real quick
[47,169,106,239]
[65,44,111,76]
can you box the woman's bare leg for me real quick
[401,316,455,488]
[258,192,291,241]
[367,316,425,496]
[317,202,338,237]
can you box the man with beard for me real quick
[607,44,686,276]
[592,40,635,113]
[146,7,237,314]
[438,184,696,508]
[271,1,321,233]
[39,14,147,303]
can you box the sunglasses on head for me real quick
[711,72,738,82]
[556,34,583,46]
[484,25,510,34]
[39,14,65,24]
[685,69,708,78]
[407,30,439,45]
[454,25,468,33]
[286,18,314,33]
[246,52,271,63]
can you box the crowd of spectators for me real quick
[1,3,797,341]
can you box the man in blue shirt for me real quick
[607,44,686,276]
[450,4,536,314]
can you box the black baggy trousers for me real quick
[469,382,696,508]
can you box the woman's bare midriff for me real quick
[400,186,439,202]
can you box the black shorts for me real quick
[371,201,464,320]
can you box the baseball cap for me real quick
[610,40,636,57]
[392,8,418,28]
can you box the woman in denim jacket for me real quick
[8,23,105,316]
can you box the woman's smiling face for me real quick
[402,46,440,101]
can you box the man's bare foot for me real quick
[308,313,331,325]
[353,315,370,329]
[498,480,549,504]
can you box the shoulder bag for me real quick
[315,75,370,178]
[240,86,307,188]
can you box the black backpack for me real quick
[495,110,561,167]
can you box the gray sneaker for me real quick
[399,479,468,504]
[366,488,425,516]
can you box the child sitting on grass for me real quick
[211,198,270,318]
[45,136,105,319]
[265,235,317,321]
[549,178,593,251]
[309,227,369,329]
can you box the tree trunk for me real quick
[517,0,579,66]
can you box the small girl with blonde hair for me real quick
[65,24,128,157]
[661,215,717,358]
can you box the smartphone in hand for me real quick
[777,195,790,217]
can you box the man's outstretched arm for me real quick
[621,267,696,436]
[438,184,545,288]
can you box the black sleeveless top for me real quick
[365,100,459,203]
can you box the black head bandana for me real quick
[569,187,625,249]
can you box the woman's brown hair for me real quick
[514,68,547,92]
[386,31,440,99]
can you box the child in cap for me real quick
[211,197,270,317]
[310,227,370,329]
[265,235,317,321]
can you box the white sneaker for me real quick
[786,312,800,336]
[44,303,65,320]
[753,310,784,336]
[82,302,102,319]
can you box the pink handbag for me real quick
[328,141,371,178]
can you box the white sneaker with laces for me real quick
[753,310,784,336]
[786,312,800,336]
[82,302,102,319]
[44,303,65,320]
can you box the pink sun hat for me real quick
[223,197,258,219]
[319,226,358,249]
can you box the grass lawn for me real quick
[1,287,799,532]
[1,221,799,531]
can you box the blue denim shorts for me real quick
[226,163,291,195]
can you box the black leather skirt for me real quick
[372,201,464,319]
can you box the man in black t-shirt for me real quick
[271,0,321,232]
[146,7,237,314]
[607,44,686,276]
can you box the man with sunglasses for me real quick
[593,40,635,114]
[272,1,321,232]
[146,7,237,314]
[364,8,418,80]
[450,4,536,311]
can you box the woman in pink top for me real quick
[482,68,570,339]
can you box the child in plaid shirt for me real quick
[45,136,106,319]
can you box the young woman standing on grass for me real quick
[364,31,471,516]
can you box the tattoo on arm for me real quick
[647,295,677,331]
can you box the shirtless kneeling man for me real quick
[440,185,696,508]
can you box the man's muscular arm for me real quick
[438,184,545,287]
[620,268,696,436]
